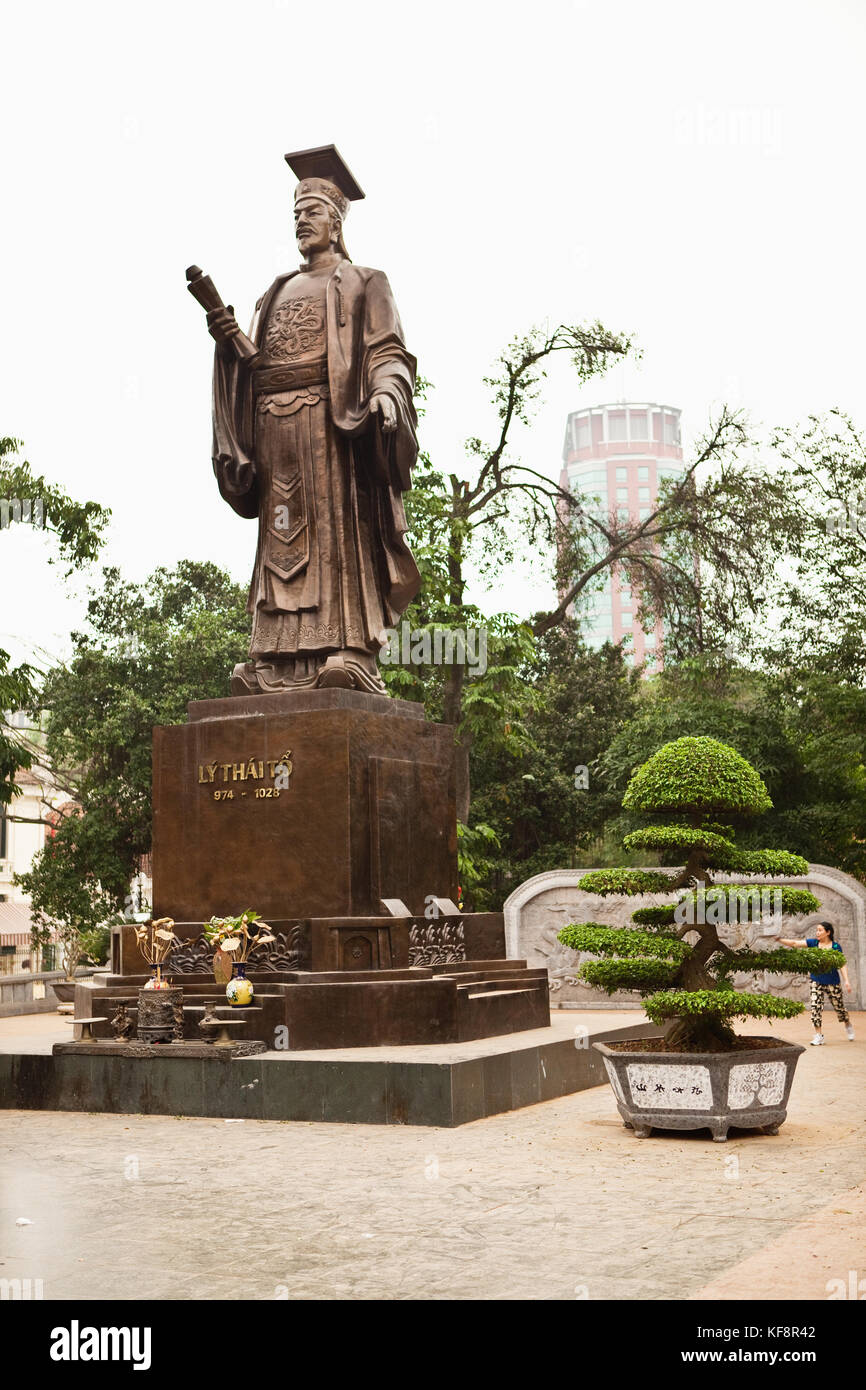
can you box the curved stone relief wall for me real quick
[504,864,865,1011]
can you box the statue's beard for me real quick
[296,234,350,263]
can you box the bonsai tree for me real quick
[558,736,837,1050]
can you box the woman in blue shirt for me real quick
[779,921,854,1046]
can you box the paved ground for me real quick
[0,1009,863,1301]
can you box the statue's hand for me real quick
[207,306,241,346]
[370,394,397,434]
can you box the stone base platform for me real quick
[52,1040,267,1060]
[79,959,551,1049]
[0,1015,659,1126]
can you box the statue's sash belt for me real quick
[253,359,329,395]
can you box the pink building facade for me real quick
[559,402,685,668]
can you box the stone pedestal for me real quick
[128,689,551,1051]
[152,689,458,922]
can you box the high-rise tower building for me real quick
[559,402,685,667]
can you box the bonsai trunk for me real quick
[663,1015,737,1051]
[663,920,736,1051]
[672,844,712,890]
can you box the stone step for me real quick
[456,974,550,1044]
[465,987,539,1000]
[430,959,527,975]
[184,1004,264,1015]
[456,974,546,993]
[450,971,547,988]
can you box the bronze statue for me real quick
[188,145,420,694]
[109,1003,135,1041]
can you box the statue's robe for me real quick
[211,261,420,682]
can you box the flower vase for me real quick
[226,960,254,1007]
[213,947,233,986]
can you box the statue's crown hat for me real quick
[285,144,365,222]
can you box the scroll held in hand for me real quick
[186,265,259,362]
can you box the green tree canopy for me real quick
[18,561,251,934]
[1,435,111,813]
[597,655,866,881]
[622,735,773,819]
[466,622,640,907]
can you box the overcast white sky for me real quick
[1,0,865,669]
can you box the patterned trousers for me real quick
[809,981,849,1030]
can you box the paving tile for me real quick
[0,1011,861,1302]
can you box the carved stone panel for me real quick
[505,867,865,1010]
[408,918,466,967]
[166,926,309,976]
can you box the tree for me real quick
[17,561,251,929]
[768,669,866,882]
[597,655,866,881]
[557,406,818,663]
[467,621,640,906]
[761,410,866,680]
[559,736,824,1051]
[0,436,110,572]
[397,337,817,821]
[0,435,110,815]
[389,327,634,818]
[650,409,866,673]
[0,654,39,810]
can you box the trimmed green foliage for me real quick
[622,830,808,878]
[576,868,677,896]
[720,946,846,976]
[558,922,690,961]
[676,885,821,919]
[732,848,810,876]
[623,825,738,862]
[642,989,804,1024]
[579,958,680,995]
[630,904,678,927]
[623,736,773,817]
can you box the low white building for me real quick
[0,753,67,970]
[2,714,153,972]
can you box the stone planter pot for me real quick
[51,982,78,1004]
[593,1037,805,1142]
